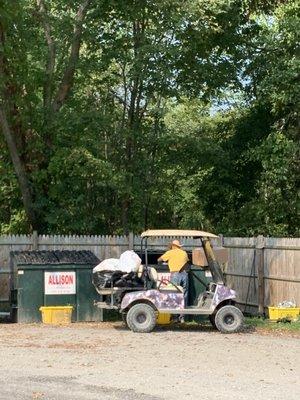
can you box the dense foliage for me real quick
[0,0,299,236]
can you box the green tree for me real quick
[0,0,93,231]
[0,0,298,237]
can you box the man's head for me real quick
[171,239,182,249]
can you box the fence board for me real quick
[223,238,257,311]
[263,238,300,307]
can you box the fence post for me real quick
[219,234,224,247]
[128,232,134,250]
[32,231,38,250]
[256,235,265,316]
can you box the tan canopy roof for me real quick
[141,229,218,238]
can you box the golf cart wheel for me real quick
[126,303,157,333]
[215,305,244,334]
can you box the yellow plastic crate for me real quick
[268,307,300,321]
[39,306,73,325]
[157,313,171,325]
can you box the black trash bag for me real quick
[114,272,144,288]
[93,270,125,289]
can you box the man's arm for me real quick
[158,250,170,263]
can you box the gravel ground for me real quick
[0,322,299,400]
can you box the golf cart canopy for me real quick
[141,229,218,238]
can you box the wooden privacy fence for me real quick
[0,233,299,315]
[222,236,300,314]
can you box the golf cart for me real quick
[94,229,244,333]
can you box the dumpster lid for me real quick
[11,250,99,265]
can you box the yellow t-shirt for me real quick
[160,248,189,272]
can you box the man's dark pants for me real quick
[170,271,188,306]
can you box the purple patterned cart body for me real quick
[213,285,236,307]
[121,289,184,310]
[121,284,236,312]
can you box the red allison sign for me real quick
[44,271,76,295]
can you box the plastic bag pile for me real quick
[93,250,142,274]
[92,251,143,290]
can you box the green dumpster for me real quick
[10,250,103,323]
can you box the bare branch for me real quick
[52,0,92,113]
[109,89,127,108]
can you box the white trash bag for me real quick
[93,258,120,273]
[119,250,142,273]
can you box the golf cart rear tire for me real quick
[126,303,157,333]
[215,305,244,334]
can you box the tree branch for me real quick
[36,0,56,110]
[52,0,92,113]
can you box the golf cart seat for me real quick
[147,267,183,292]
[147,267,158,282]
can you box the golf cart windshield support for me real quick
[140,236,149,267]
[140,236,150,288]
[201,238,224,284]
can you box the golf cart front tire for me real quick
[126,303,157,333]
[215,305,244,333]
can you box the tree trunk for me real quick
[51,0,92,113]
[0,19,38,230]
[36,0,56,148]
[121,19,147,234]
[0,106,37,230]
[122,198,130,235]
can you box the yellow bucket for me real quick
[157,313,171,325]
[39,306,73,325]
[268,307,300,321]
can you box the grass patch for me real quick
[245,316,300,332]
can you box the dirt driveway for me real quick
[0,322,299,400]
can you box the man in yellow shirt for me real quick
[158,239,189,312]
